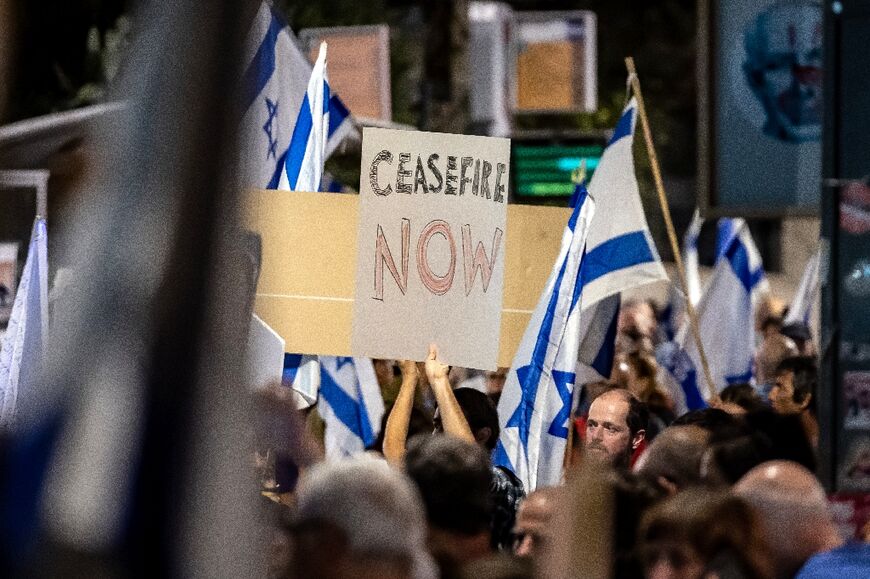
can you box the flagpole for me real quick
[624,57,718,402]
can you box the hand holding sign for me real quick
[424,343,449,386]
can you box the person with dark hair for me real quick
[744,410,817,473]
[383,345,524,553]
[447,388,500,451]
[770,356,819,448]
[671,407,747,440]
[780,321,815,356]
[584,388,648,469]
[404,436,494,572]
[701,433,772,487]
[638,489,773,579]
[719,383,767,414]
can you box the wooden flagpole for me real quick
[624,57,718,402]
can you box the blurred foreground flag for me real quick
[317,357,384,459]
[670,220,764,408]
[0,219,48,426]
[495,190,595,491]
[580,98,668,307]
[239,2,352,190]
[784,247,821,326]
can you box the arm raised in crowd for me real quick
[383,359,420,465]
[425,343,475,444]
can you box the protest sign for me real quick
[352,128,510,370]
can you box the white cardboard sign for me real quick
[352,128,510,370]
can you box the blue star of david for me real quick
[547,369,575,439]
[334,356,355,371]
[504,365,575,450]
[263,97,279,160]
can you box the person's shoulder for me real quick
[796,543,870,578]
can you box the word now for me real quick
[369,150,506,203]
[374,219,504,299]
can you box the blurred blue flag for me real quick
[317,356,384,459]
[0,218,48,426]
[668,220,767,408]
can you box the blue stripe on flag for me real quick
[282,353,303,386]
[327,96,348,136]
[319,365,376,447]
[581,230,656,286]
[608,107,634,146]
[590,298,620,378]
[241,8,284,112]
[284,93,313,190]
[268,149,288,189]
[749,267,764,290]
[725,239,753,293]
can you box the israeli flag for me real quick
[579,98,668,308]
[278,42,329,191]
[0,219,48,425]
[317,356,385,459]
[783,248,820,326]
[239,1,353,191]
[670,220,766,407]
[494,190,596,491]
[570,98,668,386]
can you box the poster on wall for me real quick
[705,0,823,213]
[352,128,510,370]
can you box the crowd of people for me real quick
[255,299,870,579]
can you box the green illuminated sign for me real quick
[512,142,605,197]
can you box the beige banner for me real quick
[246,190,569,369]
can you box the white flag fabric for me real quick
[669,220,765,408]
[0,219,48,425]
[238,2,353,190]
[784,248,820,326]
[494,191,596,491]
[580,98,668,309]
[684,208,704,306]
[316,356,385,459]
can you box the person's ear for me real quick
[797,393,812,412]
[657,476,679,496]
[631,429,646,451]
[474,427,492,448]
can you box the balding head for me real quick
[755,334,799,385]
[636,425,710,494]
[734,461,842,578]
